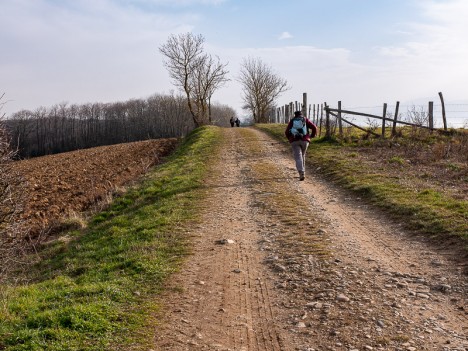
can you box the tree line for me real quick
[6,93,235,159]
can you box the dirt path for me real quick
[153,127,467,351]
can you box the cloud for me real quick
[211,44,361,114]
[0,0,199,115]
[360,0,468,105]
[278,31,293,40]
[377,0,468,62]
[376,46,411,58]
[218,2,468,113]
[119,0,226,6]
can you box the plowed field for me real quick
[10,139,178,238]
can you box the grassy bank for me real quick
[256,124,467,247]
[0,126,222,351]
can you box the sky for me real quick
[1,0,467,126]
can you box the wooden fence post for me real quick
[392,101,400,137]
[320,103,324,137]
[318,104,321,125]
[308,104,311,120]
[381,103,387,138]
[338,101,343,137]
[302,93,307,117]
[438,92,447,131]
[428,101,434,131]
[325,103,331,138]
[313,104,316,124]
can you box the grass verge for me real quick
[256,124,467,247]
[0,126,222,351]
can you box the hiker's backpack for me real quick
[290,116,308,138]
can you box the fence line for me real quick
[274,93,468,130]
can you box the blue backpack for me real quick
[290,116,308,138]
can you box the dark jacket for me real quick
[285,117,318,143]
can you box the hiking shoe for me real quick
[299,174,305,181]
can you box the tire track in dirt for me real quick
[153,128,288,350]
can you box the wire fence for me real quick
[275,93,467,130]
[339,103,467,129]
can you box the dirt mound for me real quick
[8,139,178,238]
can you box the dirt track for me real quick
[153,128,467,351]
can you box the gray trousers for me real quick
[291,140,309,175]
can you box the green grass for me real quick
[388,156,405,165]
[256,124,468,244]
[0,126,222,351]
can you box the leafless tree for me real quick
[238,57,289,123]
[0,94,25,279]
[191,54,229,124]
[0,93,6,120]
[0,94,17,229]
[159,32,229,127]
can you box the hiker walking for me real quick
[285,110,318,181]
[230,117,235,127]
[235,118,240,127]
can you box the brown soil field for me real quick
[9,139,178,238]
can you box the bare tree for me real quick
[0,93,5,120]
[159,33,204,126]
[0,120,17,229]
[159,32,229,126]
[238,57,289,123]
[191,54,229,124]
[0,94,25,279]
